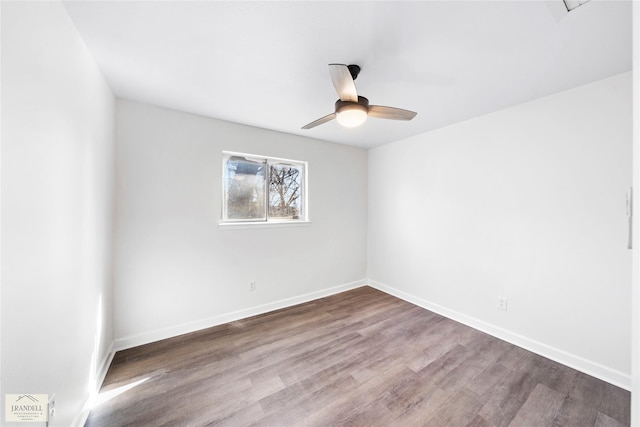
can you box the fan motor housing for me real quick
[335,96,369,112]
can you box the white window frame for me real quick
[219,151,310,229]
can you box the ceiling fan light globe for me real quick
[336,104,368,128]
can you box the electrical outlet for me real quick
[497,296,508,311]
[48,394,56,418]
[250,281,256,292]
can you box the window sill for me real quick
[218,221,312,230]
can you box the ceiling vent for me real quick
[545,0,591,22]
[563,0,591,11]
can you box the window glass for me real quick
[223,156,266,221]
[222,152,307,224]
[269,163,303,220]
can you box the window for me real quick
[221,152,307,224]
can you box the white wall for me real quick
[631,2,639,424]
[1,2,115,426]
[113,99,367,347]
[368,72,633,388]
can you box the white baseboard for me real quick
[72,341,117,427]
[368,280,632,391]
[114,279,367,351]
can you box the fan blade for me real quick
[329,64,358,102]
[301,113,336,129]
[369,105,417,121]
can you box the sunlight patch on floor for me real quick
[92,377,150,408]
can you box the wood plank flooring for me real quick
[85,286,630,426]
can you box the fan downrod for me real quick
[347,64,361,81]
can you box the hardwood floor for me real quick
[86,286,630,426]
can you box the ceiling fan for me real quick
[302,64,417,130]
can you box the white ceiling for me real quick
[62,1,632,149]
